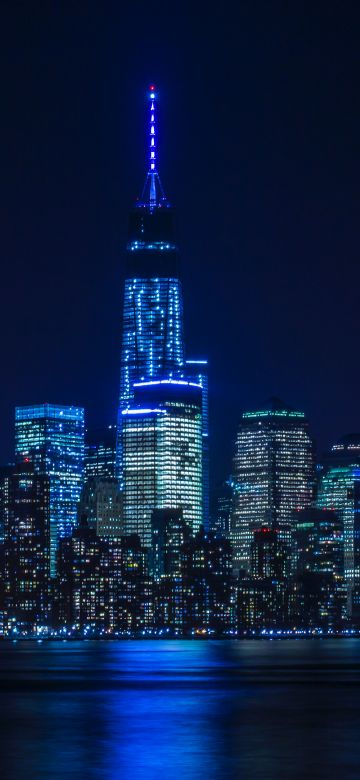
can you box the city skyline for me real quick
[0,3,359,489]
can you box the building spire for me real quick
[139,84,168,210]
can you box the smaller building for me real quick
[84,425,117,480]
[79,477,123,537]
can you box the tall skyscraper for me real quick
[15,404,84,576]
[231,397,314,573]
[116,86,185,481]
[122,379,203,547]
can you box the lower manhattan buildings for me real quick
[0,84,359,639]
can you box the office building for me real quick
[84,425,117,480]
[231,397,313,573]
[15,404,84,576]
[122,379,203,547]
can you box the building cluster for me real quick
[0,87,358,638]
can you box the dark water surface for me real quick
[1,639,360,779]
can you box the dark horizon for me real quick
[1,3,359,486]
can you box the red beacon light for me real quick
[149,84,156,92]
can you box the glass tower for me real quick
[116,86,186,480]
[316,435,360,612]
[122,380,203,547]
[15,404,84,576]
[231,397,314,573]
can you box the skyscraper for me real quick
[15,404,84,576]
[231,397,314,573]
[116,86,185,479]
[122,379,203,547]
[316,434,360,616]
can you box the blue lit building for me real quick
[15,404,84,576]
[186,359,209,528]
[117,86,185,480]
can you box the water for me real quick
[1,639,360,779]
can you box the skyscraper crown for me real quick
[137,84,169,211]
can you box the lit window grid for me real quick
[317,466,360,586]
[15,405,84,577]
[122,404,202,547]
[231,417,313,571]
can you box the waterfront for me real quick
[1,640,360,779]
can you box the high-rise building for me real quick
[3,461,50,633]
[84,425,117,481]
[316,434,360,616]
[293,507,346,630]
[116,85,186,480]
[122,379,203,547]
[231,397,314,573]
[294,508,344,577]
[186,360,209,528]
[15,404,84,576]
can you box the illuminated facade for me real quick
[15,404,84,576]
[122,380,203,547]
[3,462,50,632]
[231,398,313,573]
[316,435,360,613]
[186,359,209,528]
[117,86,185,479]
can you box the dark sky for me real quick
[0,2,359,486]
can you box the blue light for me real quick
[121,408,167,415]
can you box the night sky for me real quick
[0,2,359,487]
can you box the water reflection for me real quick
[1,640,360,779]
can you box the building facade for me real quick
[3,462,50,633]
[122,380,203,547]
[15,404,84,576]
[231,397,314,573]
